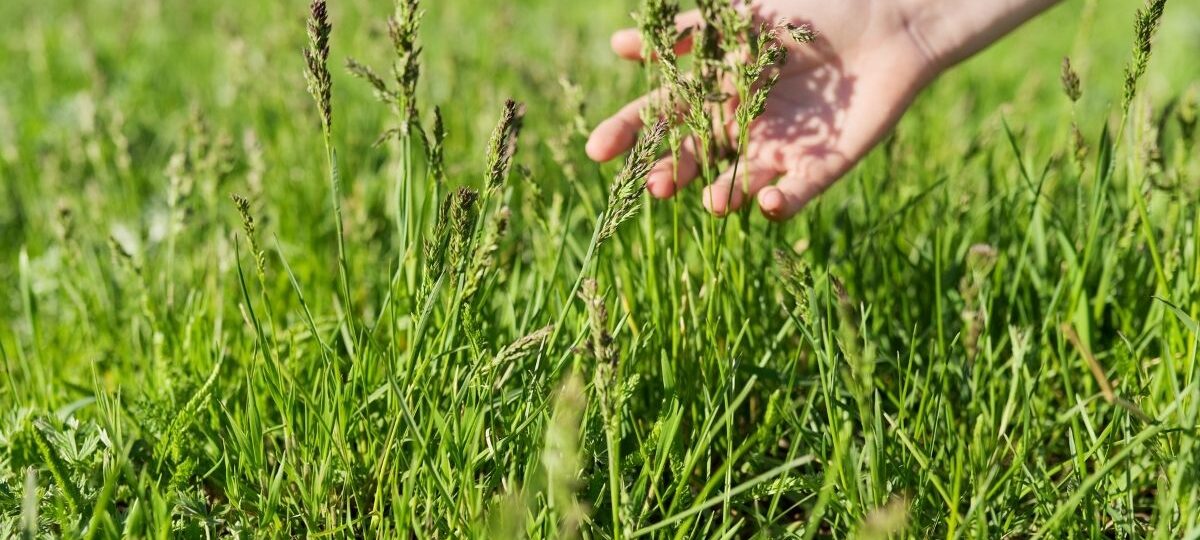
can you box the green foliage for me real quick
[0,0,1198,537]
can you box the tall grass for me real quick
[0,0,1197,537]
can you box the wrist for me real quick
[896,0,1063,75]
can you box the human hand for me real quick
[586,0,1059,220]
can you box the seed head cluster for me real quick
[774,249,812,327]
[1060,56,1082,103]
[303,0,333,133]
[345,57,394,103]
[493,324,554,367]
[230,193,266,281]
[389,0,423,129]
[785,23,816,44]
[736,25,788,128]
[448,188,480,274]
[599,117,669,242]
[635,0,682,69]
[346,0,425,138]
[578,279,615,365]
[631,0,803,196]
[1123,0,1168,114]
[485,99,525,191]
[429,106,447,183]
[960,244,998,362]
[463,207,510,301]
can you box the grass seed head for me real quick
[447,187,480,273]
[1070,122,1088,167]
[785,23,817,44]
[637,0,689,117]
[389,0,423,129]
[485,99,525,191]
[230,193,266,281]
[463,206,510,300]
[966,243,999,273]
[692,22,724,92]
[429,106,447,183]
[1060,56,1082,103]
[679,85,716,147]
[165,150,192,209]
[739,71,780,127]
[578,279,615,365]
[542,371,588,534]
[423,193,455,285]
[558,77,589,137]
[635,0,681,67]
[698,0,748,54]
[960,244,997,361]
[109,234,142,275]
[345,57,397,103]
[419,187,478,304]
[1122,0,1168,114]
[775,249,813,327]
[599,117,669,242]
[493,324,554,367]
[729,24,787,126]
[831,276,856,341]
[230,193,255,238]
[304,0,333,133]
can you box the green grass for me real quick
[1,0,1198,537]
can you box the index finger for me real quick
[610,9,705,61]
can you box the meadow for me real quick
[1,0,1198,537]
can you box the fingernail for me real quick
[585,133,606,161]
[647,180,673,198]
[702,187,728,216]
[611,29,639,51]
[759,188,782,211]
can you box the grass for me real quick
[0,0,1198,537]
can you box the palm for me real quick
[587,0,935,220]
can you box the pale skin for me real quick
[586,0,1062,221]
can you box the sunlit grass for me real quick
[0,0,1197,537]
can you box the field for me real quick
[1,0,1199,537]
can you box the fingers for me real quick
[586,93,654,162]
[757,156,849,221]
[610,9,704,61]
[702,160,780,217]
[646,137,700,198]
[756,181,817,222]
